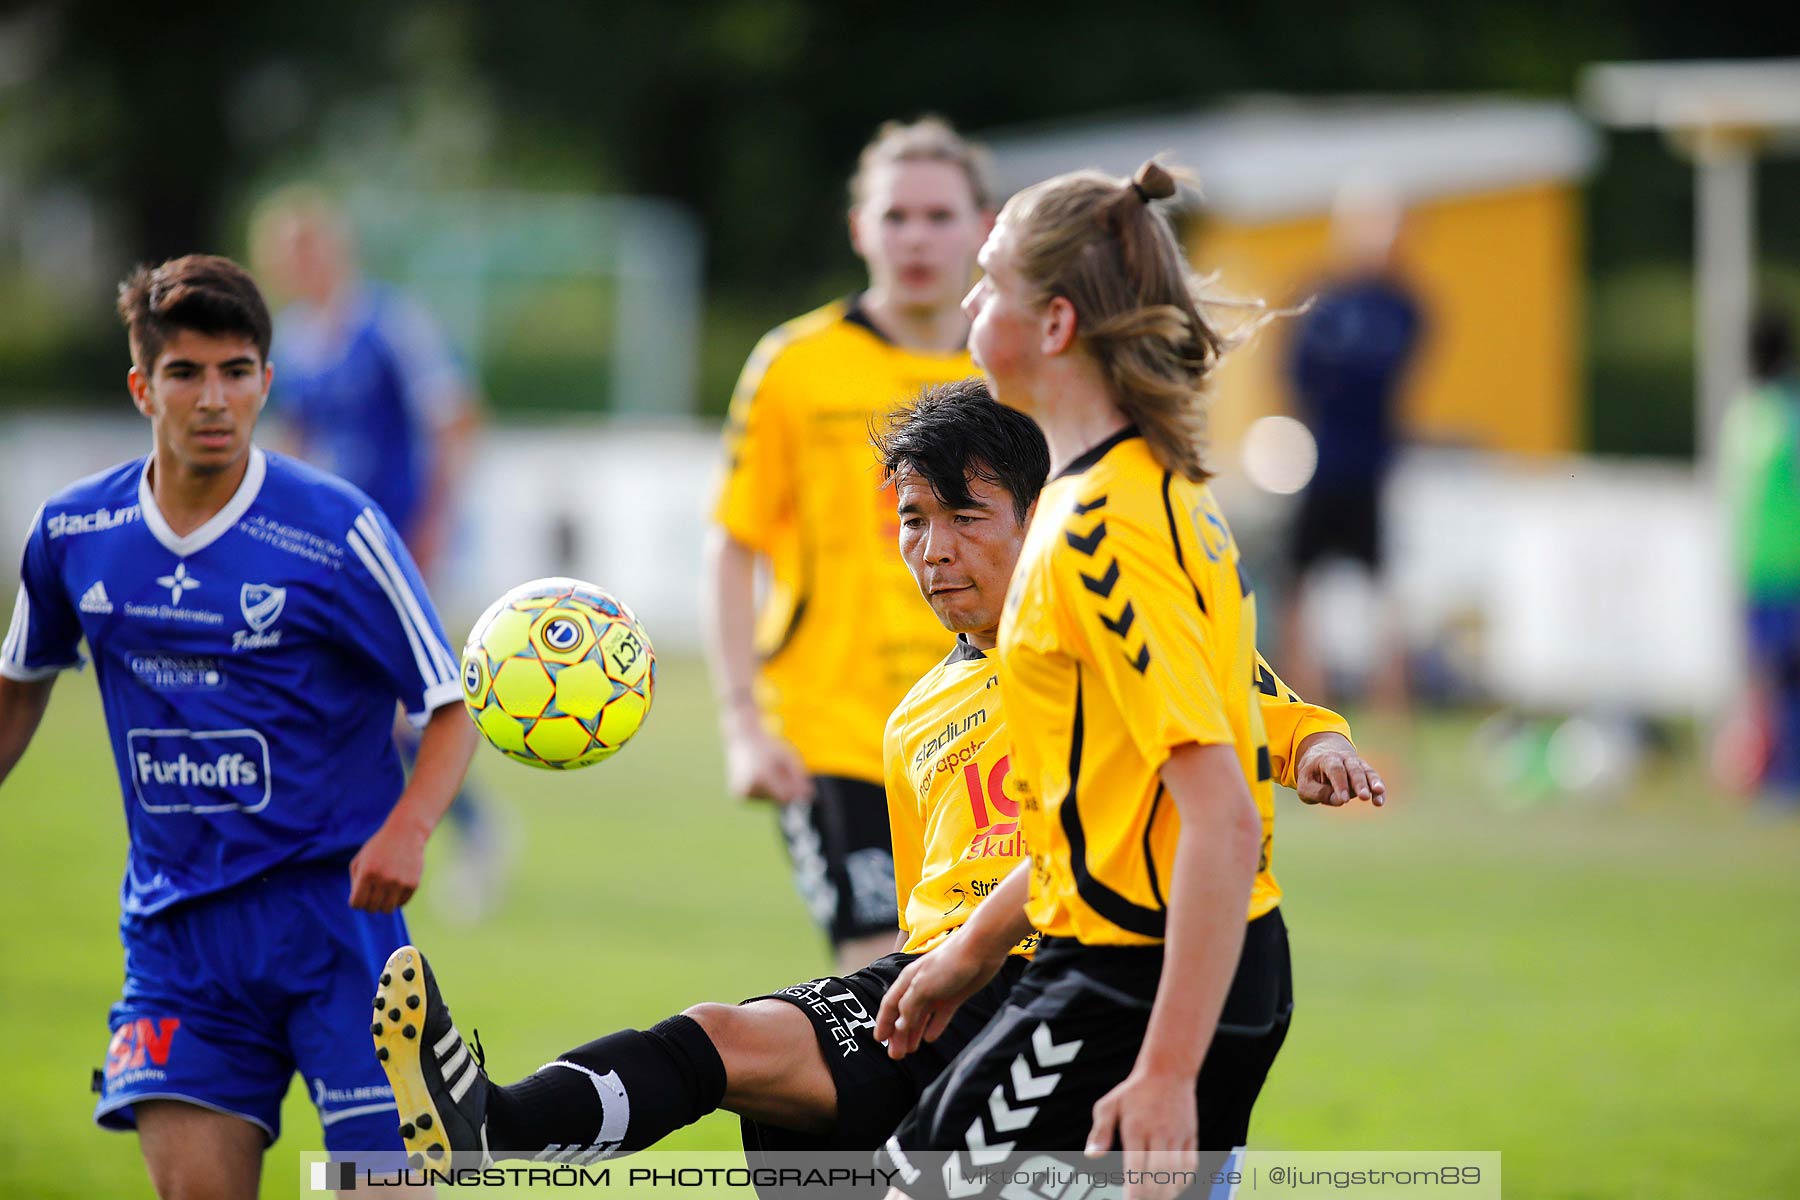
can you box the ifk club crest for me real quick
[235,583,287,650]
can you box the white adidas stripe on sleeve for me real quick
[347,524,443,691]
[354,511,457,682]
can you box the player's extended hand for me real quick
[1085,1068,1198,1200]
[349,818,429,913]
[1294,733,1386,807]
[875,935,1000,1060]
[724,727,814,807]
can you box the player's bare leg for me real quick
[683,1001,837,1132]
[136,1100,263,1200]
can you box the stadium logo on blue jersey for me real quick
[126,728,272,814]
[47,504,141,539]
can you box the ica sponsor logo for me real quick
[126,728,272,814]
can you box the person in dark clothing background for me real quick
[1280,176,1424,708]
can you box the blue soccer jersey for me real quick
[269,285,467,543]
[2,448,462,923]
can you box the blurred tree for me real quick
[1,0,1796,431]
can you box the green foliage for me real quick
[3,9,1798,422]
[1586,265,1696,457]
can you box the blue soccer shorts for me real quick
[94,861,409,1155]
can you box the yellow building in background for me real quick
[989,100,1600,468]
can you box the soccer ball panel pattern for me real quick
[461,577,656,769]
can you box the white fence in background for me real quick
[0,415,1738,713]
[1383,452,1737,715]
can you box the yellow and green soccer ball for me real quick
[460,577,655,769]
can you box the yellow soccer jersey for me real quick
[714,296,975,782]
[883,637,1038,957]
[1000,429,1288,946]
[888,617,1349,956]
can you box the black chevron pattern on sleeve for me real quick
[1064,520,1108,556]
[1254,663,1298,704]
[1079,559,1119,597]
[1100,600,1135,638]
[1067,500,1149,673]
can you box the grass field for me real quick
[2,661,1797,1198]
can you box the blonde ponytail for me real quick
[1000,159,1262,482]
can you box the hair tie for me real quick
[1130,181,1152,204]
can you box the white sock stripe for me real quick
[440,1042,470,1080]
[449,1057,480,1104]
[540,1061,631,1151]
[434,1026,462,1058]
[355,510,456,682]
[348,526,439,689]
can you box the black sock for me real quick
[487,1015,727,1158]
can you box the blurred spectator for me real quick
[1279,177,1424,708]
[251,187,513,917]
[1719,306,1800,808]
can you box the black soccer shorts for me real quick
[777,775,900,947]
[739,951,1031,1154]
[876,910,1293,1200]
[1291,481,1383,573]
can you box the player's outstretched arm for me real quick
[1087,741,1258,1200]
[876,862,1033,1060]
[700,526,812,806]
[1253,653,1385,807]
[1293,732,1386,807]
[0,676,55,786]
[349,702,478,913]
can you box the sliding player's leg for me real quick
[373,945,1023,1167]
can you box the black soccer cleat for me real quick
[372,945,493,1169]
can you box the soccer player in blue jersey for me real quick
[253,188,506,923]
[0,254,475,1198]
